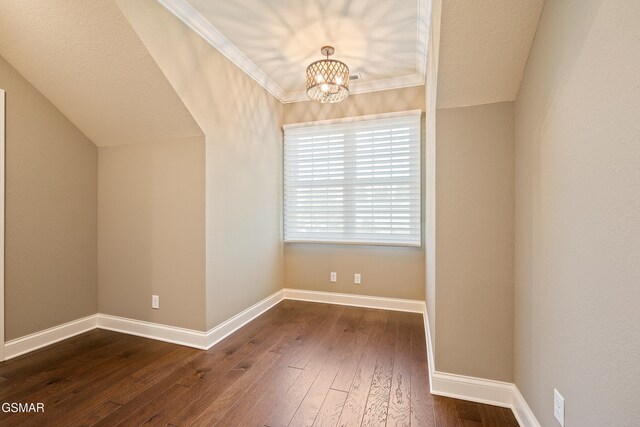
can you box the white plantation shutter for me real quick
[284,110,421,246]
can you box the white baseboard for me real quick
[512,386,541,427]
[430,371,516,407]
[97,314,210,349]
[98,289,286,350]
[2,290,286,361]
[421,305,540,427]
[203,289,285,348]
[4,314,98,361]
[283,288,425,313]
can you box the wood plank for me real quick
[409,314,436,427]
[360,312,399,426]
[456,399,483,423]
[500,406,520,427]
[337,309,388,427]
[143,306,310,425]
[153,311,296,425]
[165,301,312,425]
[188,351,281,426]
[478,403,511,427]
[313,388,348,427]
[68,401,122,427]
[212,363,301,427]
[265,306,349,427]
[0,329,124,381]
[331,309,376,392]
[34,345,193,426]
[459,419,484,427]
[288,330,357,426]
[233,366,300,427]
[386,314,412,427]
[0,332,138,401]
[433,396,460,427]
[0,338,173,426]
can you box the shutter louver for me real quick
[284,111,421,246]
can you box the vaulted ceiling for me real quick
[0,0,545,146]
[0,0,202,147]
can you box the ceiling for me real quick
[437,0,545,109]
[0,0,203,147]
[159,0,428,103]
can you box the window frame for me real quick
[283,109,422,247]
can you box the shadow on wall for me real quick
[284,86,426,124]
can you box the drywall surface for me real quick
[98,138,206,330]
[116,0,284,331]
[425,0,442,349]
[436,102,514,382]
[1,54,97,340]
[0,0,202,147]
[437,0,544,109]
[283,87,426,300]
[514,1,640,425]
[284,86,425,124]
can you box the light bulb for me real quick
[315,74,324,83]
[335,76,343,85]
[321,83,329,92]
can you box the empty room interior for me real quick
[0,0,638,426]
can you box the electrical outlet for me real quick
[152,295,159,309]
[330,272,337,282]
[554,388,565,426]
[354,273,361,284]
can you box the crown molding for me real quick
[156,0,288,101]
[282,73,424,103]
[156,0,428,104]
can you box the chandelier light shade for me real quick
[306,46,350,103]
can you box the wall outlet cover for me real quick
[330,272,337,282]
[354,273,361,284]
[152,295,160,309]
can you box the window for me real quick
[284,110,421,246]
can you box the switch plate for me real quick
[354,273,361,284]
[554,388,565,426]
[330,272,337,282]
[152,295,159,309]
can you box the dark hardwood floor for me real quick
[0,301,518,426]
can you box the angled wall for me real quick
[98,137,206,330]
[117,0,284,330]
[435,101,514,382]
[0,54,97,340]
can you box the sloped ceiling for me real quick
[437,0,545,109]
[0,0,203,147]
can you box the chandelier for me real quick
[306,46,350,103]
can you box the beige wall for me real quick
[0,54,98,340]
[514,1,640,425]
[435,102,514,382]
[98,138,206,330]
[283,87,426,300]
[284,86,425,124]
[117,0,284,330]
